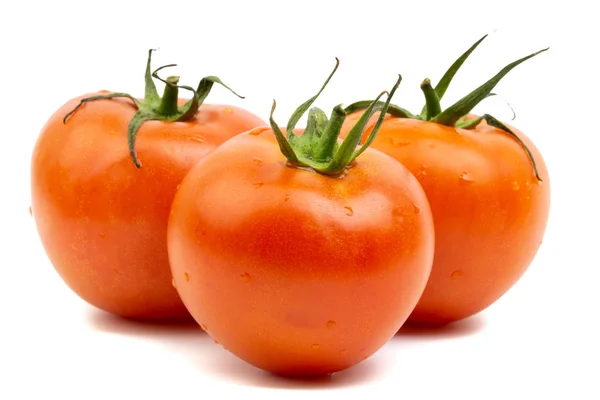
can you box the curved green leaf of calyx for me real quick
[269,100,300,163]
[144,49,160,102]
[63,93,141,124]
[455,114,541,181]
[344,101,415,119]
[351,74,402,162]
[286,58,340,138]
[419,34,488,119]
[432,47,549,126]
[196,76,245,106]
[127,111,155,168]
[324,90,388,174]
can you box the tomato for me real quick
[167,67,434,375]
[31,50,265,319]
[340,37,551,324]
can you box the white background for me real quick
[1,1,598,399]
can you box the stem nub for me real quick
[269,59,402,177]
[63,49,244,168]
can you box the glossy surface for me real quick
[167,128,435,375]
[341,114,550,324]
[31,92,265,319]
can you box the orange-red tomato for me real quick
[167,127,435,375]
[31,93,265,319]
[340,114,550,324]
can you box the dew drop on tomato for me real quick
[459,172,475,185]
[188,136,205,144]
[412,203,421,215]
[240,272,251,282]
[248,127,269,136]
[450,270,464,280]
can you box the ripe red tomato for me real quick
[340,37,551,324]
[167,67,435,375]
[31,50,265,319]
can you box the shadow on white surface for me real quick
[86,309,388,389]
[396,315,487,339]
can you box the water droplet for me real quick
[344,206,354,216]
[171,278,176,288]
[339,349,347,356]
[459,172,475,185]
[201,324,208,331]
[415,165,428,179]
[388,138,410,148]
[248,127,270,136]
[184,272,190,282]
[28,206,32,216]
[240,272,251,282]
[450,270,464,280]
[176,184,181,190]
[252,157,264,166]
[284,194,290,202]
[223,107,233,114]
[511,181,520,191]
[326,320,336,329]
[536,180,543,187]
[188,136,205,144]
[252,182,264,189]
[99,232,106,238]
[311,344,320,350]
[392,208,405,223]
[412,203,421,214]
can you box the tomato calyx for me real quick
[344,35,549,181]
[62,49,244,168]
[269,58,402,176]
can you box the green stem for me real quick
[62,49,244,168]
[157,76,180,116]
[268,60,402,176]
[314,105,346,162]
[420,78,441,120]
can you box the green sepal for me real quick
[419,34,488,119]
[63,49,244,168]
[268,60,402,176]
[456,114,541,181]
[432,47,549,126]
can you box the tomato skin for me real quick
[31,92,266,319]
[340,114,550,324]
[167,128,435,375]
